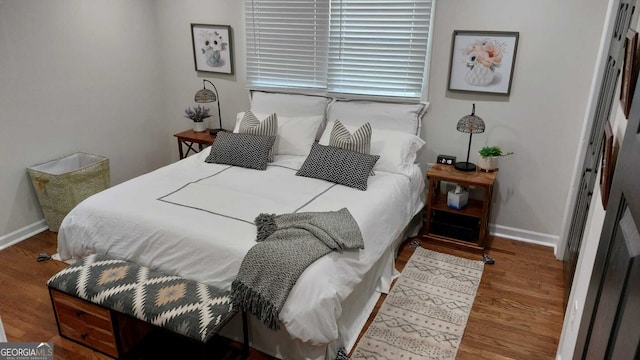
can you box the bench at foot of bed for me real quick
[47,254,248,359]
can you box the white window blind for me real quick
[245,0,433,100]
[245,0,330,90]
[328,0,431,98]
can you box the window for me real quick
[245,0,434,100]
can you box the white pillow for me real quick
[320,121,425,176]
[250,91,330,139]
[327,100,426,135]
[235,112,324,156]
[250,91,329,117]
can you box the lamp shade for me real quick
[456,104,485,134]
[195,88,217,103]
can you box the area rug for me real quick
[350,247,484,360]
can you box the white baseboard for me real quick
[489,223,558,253]
[0,220,48,251]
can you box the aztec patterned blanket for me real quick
[231,208,364,330]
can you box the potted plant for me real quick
[184,105,211,132]
[478,146,513,172]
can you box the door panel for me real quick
[575,15,640,356]
[584,207,640,359]
[608,246,640,359]
[563,1,637,301]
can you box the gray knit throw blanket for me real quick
[231,208,364,331]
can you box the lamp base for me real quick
[209,128,225,136]
[454,162,477,172]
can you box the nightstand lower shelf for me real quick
[424,210,484,252]
[423,233,485,252]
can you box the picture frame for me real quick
[448,30,519,95]
[620,29,638,119]
[600,121,614,210]
[190,24,233,74]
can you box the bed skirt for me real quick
[218,222,417,359]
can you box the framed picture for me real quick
[190,24,233,74]
[621,29,638,119]
[600,121,614,210]
[448,30,519,95]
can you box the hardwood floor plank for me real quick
[0,231,564,359]
[461,322,558,359]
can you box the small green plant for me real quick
[479,146,513,158]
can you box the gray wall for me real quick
[0,0,168,245]
[422,0,607,247]
[154,0,250,146]
[0,0,609,252]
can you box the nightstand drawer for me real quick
[50,289,118,357]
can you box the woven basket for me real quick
[28,153,110,231]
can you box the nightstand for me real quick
[422,164,498,252]
[174,129,216,159]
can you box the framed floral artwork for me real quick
[448,30,519,95]
[621,29,638,119]
[190,24,233,74]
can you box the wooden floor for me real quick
[0,231,564,359]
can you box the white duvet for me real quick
[58,150,424,345]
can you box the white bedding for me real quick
[57,149,424,346]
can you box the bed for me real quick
[57,93,427,359]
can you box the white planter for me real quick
[477,156,499,172]
[192,121,206,132]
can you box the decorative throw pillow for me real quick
[329,120,372,154]
[296,143,379,191]
[329,120,374,175]
[234,112,324,156]
[238,110,278,162]
[205,132,276,170]
[320,123,425,176]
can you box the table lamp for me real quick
[194,79,224,135]
[454,104,485,172]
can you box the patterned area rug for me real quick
[351,247,484,360]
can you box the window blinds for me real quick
[245,0,433,99]
[328,0,432,98]
[245,0,330,90]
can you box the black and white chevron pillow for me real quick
[296,142,379,191]
[238,110,278,162]
[205,132,276,170]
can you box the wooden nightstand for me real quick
[422,164,498,252]
[174,129,216,159]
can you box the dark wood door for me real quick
[563,0,637,303]
[574,76,640,359]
